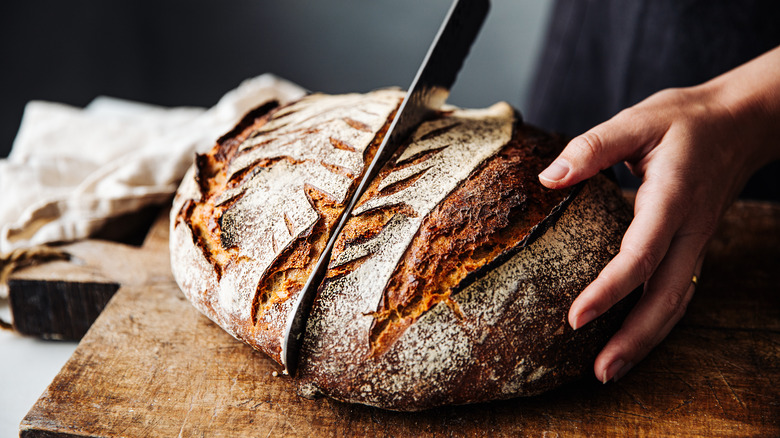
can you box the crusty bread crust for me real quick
[297,174,633,410]
[170,92,635,411]
[293,103,634,410]
[170,90,403,362]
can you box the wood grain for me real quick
[18,200,780,437]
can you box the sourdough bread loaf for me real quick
[170,90,635,411]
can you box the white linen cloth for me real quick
[0,74,306,258]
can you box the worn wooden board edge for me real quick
[8,278,119,340]
[17,200,780,437]
[6,212,173,341]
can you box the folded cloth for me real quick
[0,74,306,272]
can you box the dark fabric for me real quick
[527,0,780,200]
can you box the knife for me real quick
[281,0,490,375]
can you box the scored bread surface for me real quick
[170,90,403,363]
[170,90,635,411]
[294,103,633,410]
[298,174,631,410]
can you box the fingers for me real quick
[594,244,706,383]
[538,109,664,189]
[564,173,709,383]
[568,181,686,329]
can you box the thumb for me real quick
[538,113,655,189]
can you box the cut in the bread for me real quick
[170,91,636,411]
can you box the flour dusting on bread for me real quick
[170,90,403,359]
[170,91,635,411]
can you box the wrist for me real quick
[702,46,780,168]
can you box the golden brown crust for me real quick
[298,173,635,411]
[332,123,571,355]
[171,91,403,362]
[295,105,635,411]
[170,93,635,411]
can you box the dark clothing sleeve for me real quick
[526,0,780,200]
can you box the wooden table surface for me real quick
[15,199,780,437]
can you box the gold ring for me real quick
[691,274,699,287]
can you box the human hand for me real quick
[538,46,780,383]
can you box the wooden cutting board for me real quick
[16,199,780,437]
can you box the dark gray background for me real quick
[0,1,551,158]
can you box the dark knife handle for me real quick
[417,0,490,91]
[384,0,491,154]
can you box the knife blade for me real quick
[281,0,490,375]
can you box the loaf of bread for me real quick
[170,90,635,411]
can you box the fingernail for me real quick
[573,309,597,330]
[539,159,570,183]
[602,359,625,384]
